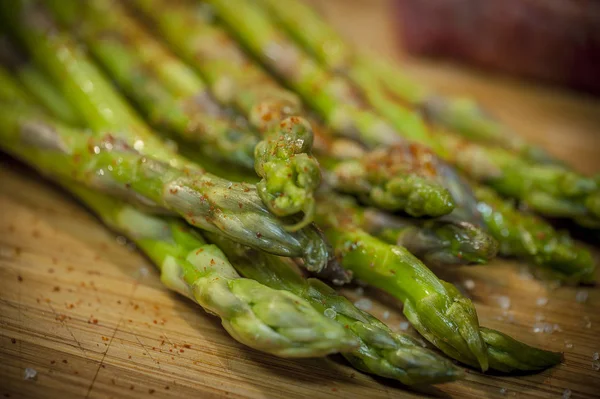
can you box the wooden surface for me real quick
[1,1,600,398]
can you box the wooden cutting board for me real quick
[1,1,600,398]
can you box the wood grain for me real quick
[1,1,600,398]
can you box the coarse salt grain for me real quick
[533,322,559,334]
[382,310,390,320]
[24,368,37,380]
[463,279,475,290]
[354,298,372,312]
[398,321,410,331]
[564,341,574,349]
[576,291,589,303]
[138,266,149,277]
[536,297,548,307]
[562,388,571,399]
[354,287,364,297]
[496,296,511,310]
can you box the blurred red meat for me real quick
[395,0,600,95]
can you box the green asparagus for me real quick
[314,206,561,371]
[209,0,598,226]
[132,0,460,219]
[327,143,455,217]
[206,232,465,385]
[256,0,555,163]
[46,0,319,228]
[0,37,82,126]
[316,192,497,267]
[204,0,421,147]
[475,186,596,283]
[61,183,359,358]
[52,0,257,168]
[0,97,332,273]
[1,0,339,272]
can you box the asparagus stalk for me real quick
[205,233,465,385]
[317,192,497,267]
[209,0,598,226]
[475,186,596,283]
[57,183,359,357]
[326,143,455,217]
[255,0,555,163]
[131,0,461,219]
[46,0,319,229]
[314,206,562,372]
[0,37,82,126]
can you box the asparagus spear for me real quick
[326,143,455,217]
[205,233,465,384]
[314,206,562,372]
[475,186,596,283]
[255,0,555,163]
[46,0,319,228]
[209,0,598,226]
[56,183,359,358]
[0,37,82,126]
[316,192,497,267]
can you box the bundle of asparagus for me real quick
[206,0,599,228]
[4,0,593,389]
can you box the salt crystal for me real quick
[398,321,410,331]
[24,367,37,380]
[564,341,574,349]
[536,297,548,307]
[138,266,149,277]
[533,323,544,333]
[562,388,571,399]
[592,361,600,371]
[533,322,556,334]
[354,298,372,312]
[576,291,589,303]
[382,310,390,320]
[115,236,127,246]
[518,267,533,280]
[324,308,337,319]
[499,387,507,396]
[496,296,511,310]
[593,352,599,361]
[354,287,364,297]
[583,316,592,329]
[463,279,475,290]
